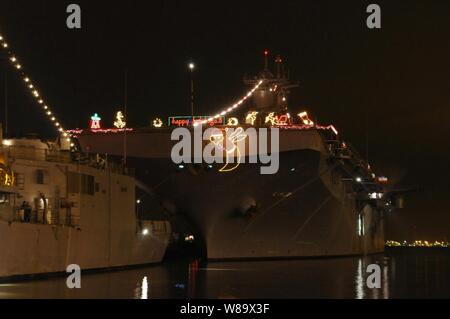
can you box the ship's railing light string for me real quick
[0,31,72,146]
[193,80,263,127]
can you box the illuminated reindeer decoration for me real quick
[209,127,248,172]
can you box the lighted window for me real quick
[0,193,10,204]
[358,214,365,236]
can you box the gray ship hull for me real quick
[145,151,384,259]
[77,128,385,260]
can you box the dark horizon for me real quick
[0,0,449,240]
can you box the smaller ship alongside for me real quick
[0,131,171,279]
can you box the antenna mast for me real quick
[123,69,128,166]
[4,71,7,136]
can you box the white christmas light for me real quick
[193,80,263,127]
[113,111,126,129]
[0,32,70,143]
[298,111,314,126]
[227,117,239,126]
[245,111,258,125]
[153,118,163,128]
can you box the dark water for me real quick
[1,249,449,299]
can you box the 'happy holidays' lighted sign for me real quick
[168,116,225,127]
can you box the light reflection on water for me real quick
[355,256,390,299]
[0,250,449,298]
[355,259,365,299]
[135,276,149,299]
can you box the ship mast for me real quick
[244,50,299,113]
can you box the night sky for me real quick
[0,1,449,240]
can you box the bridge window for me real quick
[68,172,79,193]
[68,172,95,195]
[81,175,95,195]
[36,169,48,185]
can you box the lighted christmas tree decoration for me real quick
[90,113,102,129]
[113,111,126,129]
[153,118,163,128]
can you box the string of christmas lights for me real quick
[0,32,72,146]
[279,124,339,135]
[193,80,263,127]
[67,128,133,135]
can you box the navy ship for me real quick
[0,135,171,279]
[75,52,394,260]
[0,30,172,280]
